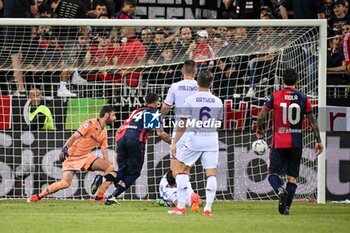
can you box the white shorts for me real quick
[176,146,218,168]
[170,131,190,159]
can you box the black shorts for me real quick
[269,148,302,178]
[117,137,145,175]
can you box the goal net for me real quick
[0,19,326,203]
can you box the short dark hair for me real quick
[180,26,191,33]
[183,59,196,75]
[166,170,176,186]
[145,93,159,104]
[282,68,299,86]
[100,105,116,117]
[197,70,213,88]
[124,0,136,6]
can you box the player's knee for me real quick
[60,180,70,189]
[268,173,279,179]
[287,176,297,184]
[104,172,117,182]
[104,164,115,173]
[205,169,216,177]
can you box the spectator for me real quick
[324,0,335,20]
[235,0,261,19]
[148,31,166,64]
[173,27,193,62]
[38,4,54,18]
[141,27,154,59]
[141,27,154,46]
[4,0,38,96]
[23,87,54,130]
[217,0,236,19]
[216,27,228,38]
[327,34,347,84]
[212,58,237,98]
[188,30,215,71]
[246,46,278,98]
[55,0,87,18]
[114,27,146,86]
[85,31,117,82]
[87,0,110,18]
[145,45,181,85]
[211,33,228,57]
[329,0,350,34]
[280,0,325,19]
[260,5,274,19]
[115,0,136,19]
[54,0,88,97]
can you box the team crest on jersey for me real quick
[144,110,161,129]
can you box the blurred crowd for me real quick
[0,0,348,99]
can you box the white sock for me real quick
[176,174,189,209]
[186,180,194,196]
[204,176,217,212]
[59,81,67,90]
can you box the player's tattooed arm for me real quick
[156,129,172,144]
[256,108,269,139]
[306,112,322,143]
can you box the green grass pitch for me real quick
[0,200,349,233]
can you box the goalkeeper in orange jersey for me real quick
[27,106,118,203]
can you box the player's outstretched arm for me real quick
[306,112,324,155]
[59,131,81,161]
[156,129,172,144]
[256,108,269,139]
[160,103,171,116]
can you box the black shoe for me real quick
[278,189,288,215]
[105,197,120,205]
[283,206,290,215]
[91,174,103,195]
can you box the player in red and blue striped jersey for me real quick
[256,68,323,215]
[104,93,172,205]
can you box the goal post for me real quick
[0,19,327,203]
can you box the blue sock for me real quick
[268,174,283,193]
[286,182,297,207]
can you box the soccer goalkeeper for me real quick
[27,106,117,202]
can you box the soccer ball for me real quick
[252,140,268,156]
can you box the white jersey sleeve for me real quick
[163,84,175,107]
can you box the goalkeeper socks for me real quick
[96,191,104,198]
[176,174,189,209]
[204,176,217,211]
[268,174,283,193]
[286,182,297,207]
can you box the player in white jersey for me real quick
[161,60,200,212]
[161,59,198,151]
[168,70,223,216]
[158,170,201,207]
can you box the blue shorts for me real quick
[117,137,145,175]
[269,148,302,178]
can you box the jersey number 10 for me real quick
[280,102,301,125]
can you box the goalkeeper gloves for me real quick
[59,145,69,162]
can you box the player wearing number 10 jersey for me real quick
[168,70,223,216]
[256,68,323,215]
